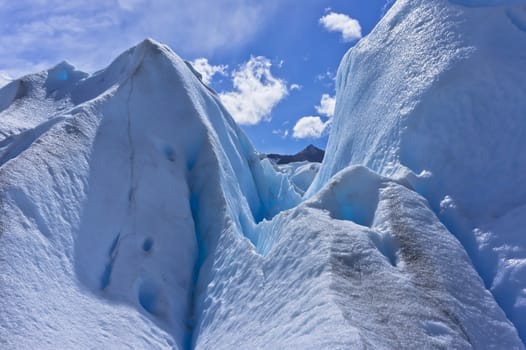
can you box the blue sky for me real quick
[0,0,393,154]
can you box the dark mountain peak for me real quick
[266,145,325,165]
[304,144,322,153]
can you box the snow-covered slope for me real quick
[243,166,522,349]
[0,39,298,349]
[1,5,525,348]
[308,0,526,343]
[0,72,10,88]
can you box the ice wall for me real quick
[0,39,298,349]
[309,0,526,342]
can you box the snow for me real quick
[1,1,525,347]
[0,71,10,88]
[450,0,526,6]
[0,61,87,139]
[271,160,321,195]
[308,0,526,344]
[0,38,288,349]
[237,166,521,349]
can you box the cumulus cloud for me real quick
[319,12,362,42]
[293,116,329,139]
[293,93,336,139]
[315,94,336,117]
[190,58,227,85]
[220,56,288,125]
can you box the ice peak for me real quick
[62,38,194,106]
[101,38,186,86]
[51,60,76,71]
[129,38,176,65]
[137,37,164,50]
[47,61,87,80]
[45,60,88,97]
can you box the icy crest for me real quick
[0,38,299,349]
[309,0,526,343]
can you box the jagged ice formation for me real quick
[1,0,526,348]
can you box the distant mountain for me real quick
[266,144,324,164]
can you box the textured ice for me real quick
[0,72,10,88]
[1,0,525,347]
[309,0,526,344]
[449,0,526,6]
[272,160,320,195]
[0,39,293,349]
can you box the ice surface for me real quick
[449,0,526,6]
[309,0,526,344]
[207,165,521,349]
[0,72,10,88]
[271,160,320,195]
[0,61,88,139]
[1,1,525,347]
[0,39,298,349]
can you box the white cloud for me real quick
[319,12,362,42]
[190,58,227,85]
[220,56,288,125]
[290,83,302,91]
[292,93,336,139]
[315,94,336,117]
[293,116,329,139]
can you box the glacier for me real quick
[309,0,526,344]
[1,0,525,349]
[0,72,10,89]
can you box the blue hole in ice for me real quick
[163,145,175,162]
[109,233,120,255]
[100,263,113,290]
[138,281,158,314]
[142,238,153,252]
[100,233,120,290]
[57,69,68,81]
